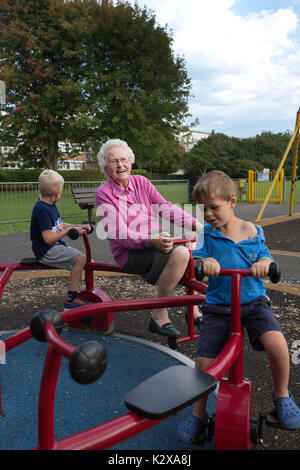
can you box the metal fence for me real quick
[0,179,190,225]
[1,176,298,225]
[233,176,298,205]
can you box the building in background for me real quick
[1,129,211,170]
[179,129,210,152]
[0,142,96,170]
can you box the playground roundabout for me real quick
[0,211,299,452]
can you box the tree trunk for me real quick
[43,143,58,170]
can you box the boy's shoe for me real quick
[274,393,300,430]
[184,313,202,330]
[176,414,208,443]
[64,296,90,310]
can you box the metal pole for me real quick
[289,108,300,216]
[256,110,300,223]
[228,273,244,386]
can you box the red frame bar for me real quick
[0,232,256,450]
[33,269,250,450]
[42,412,167,451]
[205,270,251,385]
[34,321,171,450]
[37,323,76,449]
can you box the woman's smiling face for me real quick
[105,146,132,188]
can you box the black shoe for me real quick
[185,313,202,330]
[194,316,202,330]
[149,318,181,338]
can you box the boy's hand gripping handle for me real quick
[194,259,281,284]
[68,225,94,240]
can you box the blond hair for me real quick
[38,169,64,197]
[192,170,237,203]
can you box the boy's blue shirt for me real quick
[193,224,273,305]
[30,200,66,260]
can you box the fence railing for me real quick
[0,179,190,225]
[233,176,298,205]
[1,176,298,225]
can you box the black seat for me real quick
[124,365,217,419]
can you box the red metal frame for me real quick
[0,234,256,450]
[35,297,204,450]
[206,270,253,450]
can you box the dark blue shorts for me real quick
[196,296,282,358]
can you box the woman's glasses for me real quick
[108,158,130,166]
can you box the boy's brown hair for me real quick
[192,170,237,202]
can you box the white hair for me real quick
[97,139,135,176]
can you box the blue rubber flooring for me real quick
[0,330,216,450]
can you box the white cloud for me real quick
[130,1,300,136]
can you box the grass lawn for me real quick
[1,179,299,234]
[251,179,300,204]
[0,181,190,234]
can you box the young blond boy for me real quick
[30,169,91,309]
[177,170,300,443]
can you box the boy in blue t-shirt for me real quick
[177,170,300,443]
[30,169,91,309]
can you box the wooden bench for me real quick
[72,188,96,224]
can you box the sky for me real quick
[127,0,300,138]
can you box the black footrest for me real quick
[20,257,40,265]
[124,365,217,419]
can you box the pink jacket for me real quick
[95,175,196,268]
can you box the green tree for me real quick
[245,131,293,174]
[0,0,93,169]
[183,131,292,179]
[183,140,217,177]
[0,0,192,171]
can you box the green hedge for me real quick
[0,169,103,182]
[0,168,185,182]
[0,169,41,182]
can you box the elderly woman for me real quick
[95,139,202,338]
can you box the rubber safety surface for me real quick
[0,330,216,450]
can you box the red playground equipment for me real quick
[0,228,284,450]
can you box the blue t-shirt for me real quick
[193,224,273,305]
[30,200,66,260]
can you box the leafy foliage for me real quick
[0,0,191,171]
[184,131,295,178]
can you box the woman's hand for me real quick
[148,232,174,253]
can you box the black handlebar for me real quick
[194,260,281,284]
[30,309,107,384]
[68,225,94,240]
